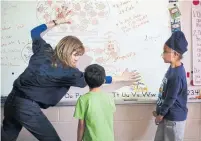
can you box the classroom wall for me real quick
[1,103,201,141]
[1,1,201,141]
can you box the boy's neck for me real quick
[90,87,101,93]
[171,60,182,68]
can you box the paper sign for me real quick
[169,5,181,19]
[192,7,201,85]
[171,19,181,32]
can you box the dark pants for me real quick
[1,92,61,141]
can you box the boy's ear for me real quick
[173,51,178,56]
[172,51,178,57]
[174,51,181,59]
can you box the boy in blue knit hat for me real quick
[153,31,188,141]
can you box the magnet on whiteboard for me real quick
[190,80,195,86]
[187,72,190,78]
[193,0,200,5]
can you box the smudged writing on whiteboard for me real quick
[1,48,21,54]
[1,24,25,31]
[36,0,110,32]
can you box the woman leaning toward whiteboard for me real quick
[1,8,140,141]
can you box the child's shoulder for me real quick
[102,92,115,103]
[168,66,186,80]
[80,91,113,99]
[79,92,91,99]
[100,91,113,97]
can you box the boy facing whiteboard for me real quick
[74,64,116,141]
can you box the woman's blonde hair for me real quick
[52,36,85,68]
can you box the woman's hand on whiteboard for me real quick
[46,6,72,31]
[113,69,141,83]
[55,6,72,25]
[122,69,141,82]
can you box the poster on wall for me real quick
[192,7,201,86]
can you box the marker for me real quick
[123,99,138,101]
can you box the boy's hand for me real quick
[152,111,157,117]
[155,115,163,125]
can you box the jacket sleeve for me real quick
[31,24,49,54]
[57,68,87,88]
[59,68,113,88]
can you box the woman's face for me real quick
[71,51,83,67]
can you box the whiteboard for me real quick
[1,0,188,103]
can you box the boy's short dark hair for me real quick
[84,64,106,88]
